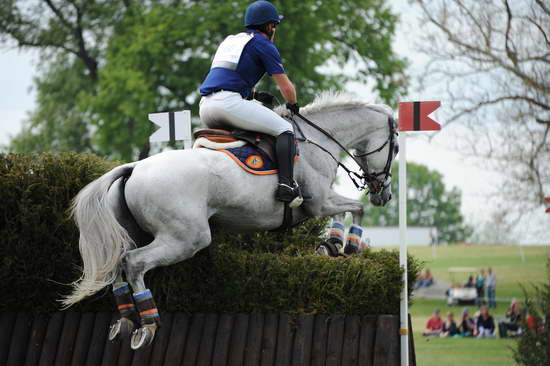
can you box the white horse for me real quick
[63,92,397,349]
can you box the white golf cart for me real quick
[446,267,478,306]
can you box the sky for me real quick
[0,1,548,244]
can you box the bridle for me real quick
[289,111,398,195]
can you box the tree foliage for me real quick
[361,162,473,244]
[412,0,549,210]
[513,259,550,366]
[1,0,407,160]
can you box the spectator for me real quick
[415,269,434,289]
[423,308,444,336]
[464,275,475,288]
[458,308,477,337]
[498,299,523,338]
[423,269,434,286]
[441,311,460,337]
[525,309,543,333]
[477,305,496,338]
[486,267,497,308]
[475,269,486,306]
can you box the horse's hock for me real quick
[0,311,416,366]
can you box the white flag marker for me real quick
[149,111,192,148]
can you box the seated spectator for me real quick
[423,308,444,336]
[477,305,496,338]
[423,269,434,286]
[464,275,475,288]
[525,309,543,334]
[498,299,523,338]
[458,308,477,337]
[415,269,434,288]
[441,311,460,337]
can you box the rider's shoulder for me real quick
[249,33,280,55]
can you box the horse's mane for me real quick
[275,91,393,118]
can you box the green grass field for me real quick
[384,245,550,366]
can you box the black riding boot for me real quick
[275,131,303,207]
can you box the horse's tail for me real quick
[61,162,137,308]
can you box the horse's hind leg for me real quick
[108,272,139,341]
[123,224,212,349]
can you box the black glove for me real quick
[286,102,300,115]
[253,91,275,105]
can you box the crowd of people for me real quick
[422,306,498,338]
[417,267,545,339]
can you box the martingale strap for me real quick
[290,113,367,190]
[290,111,396,193]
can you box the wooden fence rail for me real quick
[0,312,415,366]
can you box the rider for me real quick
[199,0,302,207]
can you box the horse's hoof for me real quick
[109,318,135,341]
[316,240,341,257]
[131,324,157,350]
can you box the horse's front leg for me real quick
[317,191,364,218]
[318,192,366,256]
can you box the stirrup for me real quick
[276,182,303,208]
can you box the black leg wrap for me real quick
[133,290,161,326]
[113,283,139,324]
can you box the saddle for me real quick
[193,127,302,231]
[193,128,276,163]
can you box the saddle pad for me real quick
[221,145,277,175]
[198,144,277,175]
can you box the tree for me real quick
[361,162,473,244]
[411,0,549,212]
[1,0,408,161]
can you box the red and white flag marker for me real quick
[544,197,550,213]
[398,101,441,366]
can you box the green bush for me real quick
[149,247,420,315]
[0,152,421,314]
[513,259,550,366]
[0,153,119,311]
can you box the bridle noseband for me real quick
[290,111,397,196]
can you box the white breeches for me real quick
[199,91,293,137]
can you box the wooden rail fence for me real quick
[0,312,415,366]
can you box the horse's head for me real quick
[354,115,398,207]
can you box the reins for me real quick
[289,110,396,193]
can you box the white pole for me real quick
[519,243,525,263]
[399,132,409,366]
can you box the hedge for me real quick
[0,153,421,314]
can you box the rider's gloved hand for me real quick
[286,102,300,115]
[253,91,275,105]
